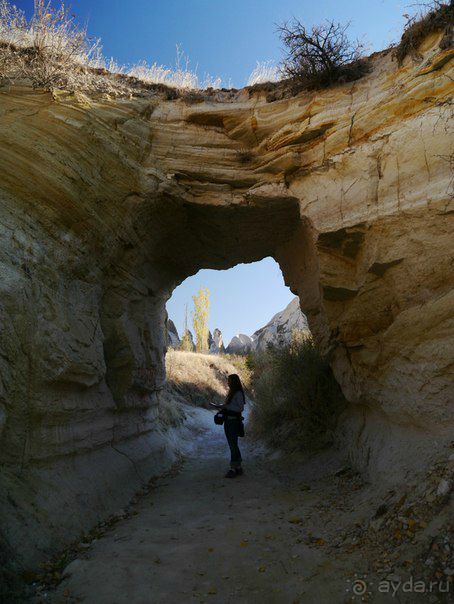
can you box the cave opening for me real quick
[165,256,298,354]
[163,256,309,411]
[100,192,326,408]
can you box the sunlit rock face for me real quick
[225,334,254,354]
[209,328,225,354]
[251,297,310,351]
[0,32,452,567]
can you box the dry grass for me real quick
[0,0,222,95]
[165,350,240,408]
[106,46,222,91]
[246,60,280,85]
[394,1,453,64]
[0,0,101,88]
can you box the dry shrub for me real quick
[249,333,346,452]
[394,1,453,64]
[278,19,369,91]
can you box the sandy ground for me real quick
[44,410,452,604]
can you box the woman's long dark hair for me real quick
[226,374,244,403]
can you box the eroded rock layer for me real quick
[0,32,453,567]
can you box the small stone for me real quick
[436,479,451,497]
[444,568,454,576]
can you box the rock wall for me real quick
[0,32,453,568]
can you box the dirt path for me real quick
[46,411,449,604]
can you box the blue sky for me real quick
[15,0,412,343]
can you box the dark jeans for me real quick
[224,418,242,468]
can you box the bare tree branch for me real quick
[277,18,368,89]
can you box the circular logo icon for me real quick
[352,579,367,596]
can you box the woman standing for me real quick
[222,374,245,478]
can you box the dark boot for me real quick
[235,467,244,476]
[225,469,237,478]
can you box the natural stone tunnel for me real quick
[0,33,453,568]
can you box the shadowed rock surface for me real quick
[166,319,180,348]
[0,31,453,570]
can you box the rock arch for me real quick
[0,35,452,566]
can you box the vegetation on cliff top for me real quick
[394,0,453,64]
[0,0,451,97]
[277,19,370,91]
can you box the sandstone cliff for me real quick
[0,31,452,569]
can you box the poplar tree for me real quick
[192,288,210,352]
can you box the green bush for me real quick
[249,333,346,452]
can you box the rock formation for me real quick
[167,319,180,348]
[209,328,225,354]
[251,297,310,352]
[0,32,452,569]
[225,333,254,355]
